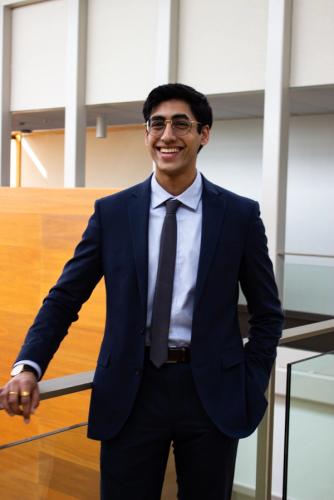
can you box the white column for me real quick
[154,0,179,85]
[256,2,292,500]
[64,0,87,187]
[0,4,12,186]
[261,0,292,297]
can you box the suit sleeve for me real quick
[15,201,103,377]
[239,202,284,393]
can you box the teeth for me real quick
[160,148,179,153]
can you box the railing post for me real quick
[256,0,292,496]
[256,366,276,500]
[64,0,88,187]
[0,3,12,186]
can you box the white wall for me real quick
[178,0,268,94]
[19,126,151,189]
[20,132,64,188]
[86,0,158,104]
[286,114,334,255]
[10,0,66,111]
[198,118,263,201]
[85,126,151,188]
[290,0,334,87]
[9,0,334,111]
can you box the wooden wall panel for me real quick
[0,187,115,444]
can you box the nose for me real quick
[160,121,176,142]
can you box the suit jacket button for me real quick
[135,369,141,376]
[139,328,145,335]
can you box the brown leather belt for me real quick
[145,346,191,364]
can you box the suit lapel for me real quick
[194,177,227,308]
[127,177,151,315]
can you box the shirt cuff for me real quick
[13,360,42,380]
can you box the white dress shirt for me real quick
[146,172,202,347]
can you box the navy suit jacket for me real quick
[16,175,284,439]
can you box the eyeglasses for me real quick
[145,118,202,137]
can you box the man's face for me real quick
[145,99,209,180]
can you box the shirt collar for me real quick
[151,171,202,211]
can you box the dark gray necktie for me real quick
[150,199,181,368]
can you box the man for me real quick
[0,84,284,500]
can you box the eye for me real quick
[173,119,191,130]
[150,120,165,130]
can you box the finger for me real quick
[30,386,40,413]
[20,389,33,423]
[0,388,12,413]
[7,388,22,416]
[1,381,19,414]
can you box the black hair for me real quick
[143,83,213,131]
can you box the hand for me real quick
[0,372,40,423]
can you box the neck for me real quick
[155,170,197,196]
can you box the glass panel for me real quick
[232,431,257,499]
[0,418,257,500]
[284,352,334,500]
[0,420,183,499]
[0,391,91,447]
[283,255,334,315]
[0,423,100,500]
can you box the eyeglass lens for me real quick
[148,118,193,136]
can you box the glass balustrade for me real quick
[0,423,99,500]
[1,320,333,499]
[232,430,257,499]
[0,389,256,499]
[0,417,256,500]
[0,389,92,447]
[283,255,334,315]
[283,351,334,500]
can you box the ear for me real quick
[144,130,149,146]
[200,125,210,146]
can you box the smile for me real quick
[157,147,183,153]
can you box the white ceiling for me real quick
[11,85,334,133]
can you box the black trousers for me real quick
[100,360,238,500]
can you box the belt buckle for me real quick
[167,347,179,364]
[166,350,178,364]
[167,347,187,364]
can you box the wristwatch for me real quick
[10,364,38,378]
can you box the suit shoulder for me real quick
[222,187,258,208]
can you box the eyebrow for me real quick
[150,113,191,120]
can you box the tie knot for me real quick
[165,199,181,215]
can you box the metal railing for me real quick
[278,252,334,259]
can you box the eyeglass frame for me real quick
[144,116,203,137]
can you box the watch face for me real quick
[10,365,24,376]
